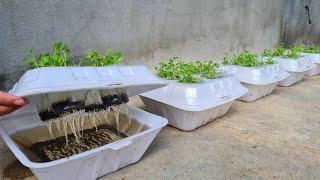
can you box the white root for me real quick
[47,121,54,139]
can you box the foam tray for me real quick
[140,76,248,131]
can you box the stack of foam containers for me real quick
[139,76,248,131]
[274,55,316,86]
[0,66,168,180]
[300,53,320,76]
[221,64,290,102]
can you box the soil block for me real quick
[31,124,127,162]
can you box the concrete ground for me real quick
[0,76,319,180]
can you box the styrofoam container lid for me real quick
[140,76,248,112]
[221,64,290,85]
[10,66,167,97]
[273,55,316,73]
[300,53,320,64]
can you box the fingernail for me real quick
[13,99,24,106]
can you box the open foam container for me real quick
[300,53,320,76]
[0,66,168,180]
[221,64,289,102]
[274,55,316,86]
[140,76,248,131]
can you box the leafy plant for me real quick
[223,50,274,67]
[273,46,286,56]
[156,58,222,83]
[80,47,123,66]
[284,45,301,59]
[262,49,274,58]
[291,43,320,54]
[23,42,72,69]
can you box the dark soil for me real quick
[31,124,127,162]
[39,93,129,121]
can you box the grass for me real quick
[156,57,223,83]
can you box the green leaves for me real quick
[23,42,72,69]
[291,43,320,54]
[223,50,274,67]
[80,47,123,66]
[156,58,222,83]
[23,43,123,69]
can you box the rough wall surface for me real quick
[0,0,283,90]
[281,0,320,46]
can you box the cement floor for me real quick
[0,76,319,180]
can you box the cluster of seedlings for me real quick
[23,42,123,69]
[31,88,133,162]
[222,50,274,67]
[156,57,224,83]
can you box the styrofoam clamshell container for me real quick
[274,56,316,86]
[221,64,290,102]
[300,53,320,76]
[139,76,248,131]
[0,66,168,180]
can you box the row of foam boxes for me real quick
[140,53,320,131]
[0,53,318,180]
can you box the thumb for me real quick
[0,91,27,106]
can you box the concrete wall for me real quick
[0,0,283,90]
[281,0,320,46]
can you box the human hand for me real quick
[0,91,29,116]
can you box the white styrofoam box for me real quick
[0,105,167,180]
[300,53,320,76]
[305,65,320,76]
[274,56,316,86]
[0,65,168,180]
[237,82,278,102]
[9,66,167,97]
[221,64,289,101]
[300,53,320,64]
[139,76,248,131]
[278,71,306,87]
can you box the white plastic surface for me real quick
[305,65,320,76]
[9,66,167,97]
[300,53,320,76]
[274,56,315,86]
[300,53,320,64]
[237,82,278,102]
[221,64,289,85]
[278,72,306,87]
[0,105,167,180]
[274,55,316,73]
[139,76,248,131]
[221,64,289,101]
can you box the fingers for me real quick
[0,91,28,106]
[0,105,20,116]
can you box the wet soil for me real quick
[31,124,127,162]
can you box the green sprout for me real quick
[23,42,72,69]
[223,50,274,67]
[284,45,301,59]
[156,58,222,83]
[273,46,286,56]
[291,43,320,54]
[80,47,123,66]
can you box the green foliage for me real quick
[156,57,222,83]
[273,46,286,56]
[283,45,302,59]
[80,47,123,66]
[23,42,72,69]
[223,50,274,67]
[291,43,320,54]
[262,49,274,58]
